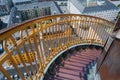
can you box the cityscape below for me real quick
[0,0,120,80]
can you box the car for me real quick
[24,73,28,78]
[14,75,19,80]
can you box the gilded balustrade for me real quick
[0,14,114,80]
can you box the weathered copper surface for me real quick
[97,40,120,80]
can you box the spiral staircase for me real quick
[0,14,115,80]
[44,45,102,80]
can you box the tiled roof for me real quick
[69,0,85,12]
[83,1,118,13]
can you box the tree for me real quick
[117,4,120,8]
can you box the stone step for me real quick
[56,72,82,80]
[64,60,86,67]
[58,68,80,76]
[54,76,73,80]
[68,58,92,64]
[76,52,99,57]
[62,63,83,71]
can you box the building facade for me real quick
[0,0,13,16]
[6,1,61,27]
[20,7,51,21]
[0,3,8,16]
[15,1,61,21]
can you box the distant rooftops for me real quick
[15,1,61,14]
[12,0,32,5]
[12,0,31,3]
[69,0,118,13]
[16,1,52,10]
[0,0,7,5]
[83,1,118,13]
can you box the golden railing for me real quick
[0,14,114,80]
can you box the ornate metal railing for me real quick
[0,14,114,80]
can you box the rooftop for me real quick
[15,1,61,14]
[12,0,31,3]
[83,1,118,13]
[0,15,9,23]
[69,0,118,13]
[69,0,85,12]
[12,0,32,5]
